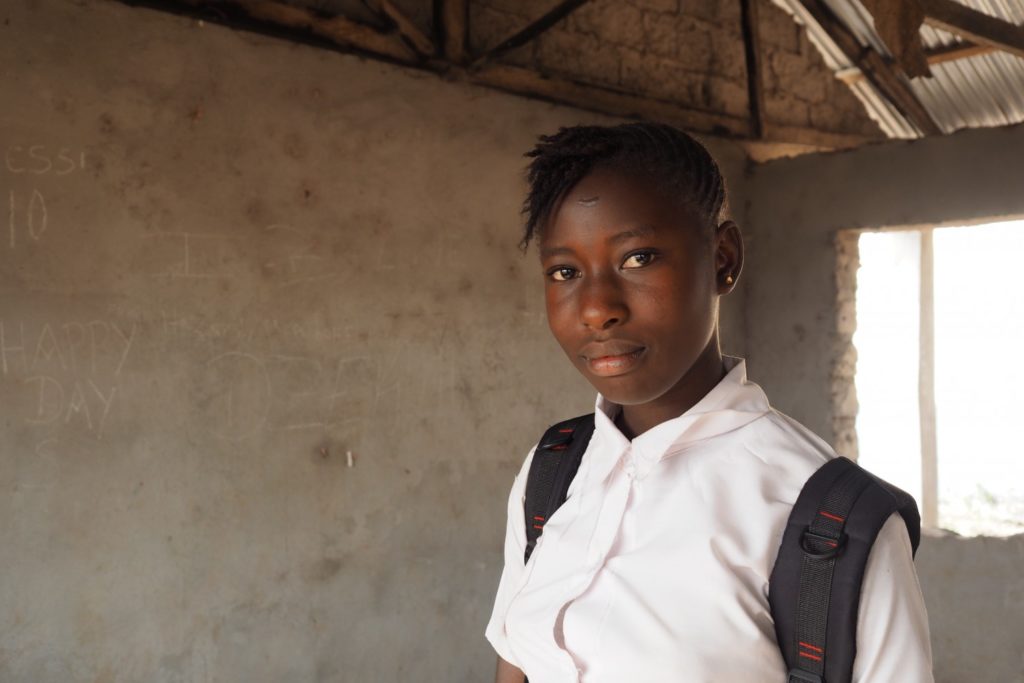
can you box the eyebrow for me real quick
[539,224,658,259]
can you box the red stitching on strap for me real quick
[532,524,543,530]
[533,516,545,521]
[799,641,824,653]
[558,428,574,433]
[819,510,845,523]
[799,652,823,662]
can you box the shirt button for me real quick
[624,463,636,478]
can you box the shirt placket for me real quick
[557,447,638,681]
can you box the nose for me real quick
[578,270,629,331]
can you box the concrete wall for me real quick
[743,123,1024,682]
[0,0,748,680]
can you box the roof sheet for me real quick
[775,0,1024,138]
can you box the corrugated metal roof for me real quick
[773,0,1024,138]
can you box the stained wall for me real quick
[0,0,748,680]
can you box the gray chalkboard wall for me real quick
[0,1,747,680]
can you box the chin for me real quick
[588,375,667,406]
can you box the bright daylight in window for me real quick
[854,219,1024,537]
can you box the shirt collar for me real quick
[593,355,771,468]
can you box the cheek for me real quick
[543,288,575,344]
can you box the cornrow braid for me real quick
[520,122,727,250]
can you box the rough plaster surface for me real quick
[0,0,747,680]
[744,124,1024,681]
[471,0,882,138]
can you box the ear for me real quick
[713,220,743,295]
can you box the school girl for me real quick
[485,123,933,682]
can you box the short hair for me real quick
[520,122,727,250]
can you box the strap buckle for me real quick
[788,668,823,683]
[800,529,846,560]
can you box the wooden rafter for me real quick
[116,0,878,150]
[798,0,942,136]
[170,0,418,62]
[471,64,875,149]
[472,0,591,68]
[363,0,434,58]
[436,0,468,64]
[836,41,996,84]
[922,40,996,65]
[474,63,749,137]
[739,0,765,139]
[920,0,1024,61]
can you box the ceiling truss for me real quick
[117,0,1024,147]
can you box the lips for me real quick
[580,340,647,377]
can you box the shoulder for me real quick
[723,407,836,493]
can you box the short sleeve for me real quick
[484,446,536,667]
[852,513,935,682]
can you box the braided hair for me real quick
[520,122,728,251]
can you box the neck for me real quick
[615,338,726,440]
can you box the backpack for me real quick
[522,414,921,683]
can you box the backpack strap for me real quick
[769,456,921,683]
[523,413,596,564]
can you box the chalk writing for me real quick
[263,223,347,287]
[4,145,87,175]
[200,350,402,443]
[0,319,136,439]
[6,188,49,248]
[23,376,117,438]
[0,319,135,377]
[143,232,238,279]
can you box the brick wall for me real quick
[469,0,882,139]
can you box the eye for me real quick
[547,266,579,282]
[622,250,656,269]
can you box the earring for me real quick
[724,274,734,285]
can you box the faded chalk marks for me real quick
[0,319,136,377]
[1,144,91,251]
[203,351,272,441]
[261,223,349,288]
[0,318,136,439]
[6,188,49,249]
[4,145,88,176]
[22,376,117,438]
[142,232,241,279]
[197,350,403,444]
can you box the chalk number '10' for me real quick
[7,189,48,249]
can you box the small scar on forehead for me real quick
[577,196,600,207]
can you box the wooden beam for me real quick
[472,64,876,149]
[836,42,997,84]
[920,0,1024,60]
[924,41,996,65]
[437,0,469,64]
[364,0,435,58]
[472,64,751,137]
[799,0,942,136]
[760,122,877,150]
[739,0,765,139]
[472,0,591,68]
[171,0,418,62]
[119,0,877,151]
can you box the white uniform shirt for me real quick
[485,356,933,682]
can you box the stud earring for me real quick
[724,274,734,285]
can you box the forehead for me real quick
[540,167,701,249]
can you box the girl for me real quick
[485,123,933,682]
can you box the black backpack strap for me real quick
[769,456,921,683]
[523,413,596,564]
